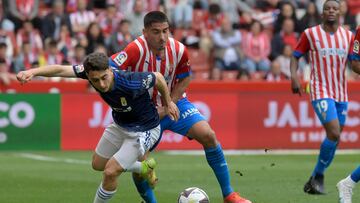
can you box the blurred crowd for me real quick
[0,0,360,85]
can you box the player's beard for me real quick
[326,19,337,26]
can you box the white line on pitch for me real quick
[17,153,90,165]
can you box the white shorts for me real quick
[95,123,160,170]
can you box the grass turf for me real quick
[0,151,358,203]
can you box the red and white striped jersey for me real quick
[294,25,354,102]
[110,35,191,105]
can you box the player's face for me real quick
[143,22,169,51]
[322,1,340,24]
[87,68,114,92]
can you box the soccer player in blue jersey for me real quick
[336,27,360,203]
[16,52,179,203]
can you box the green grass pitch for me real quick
[0,151,358,203]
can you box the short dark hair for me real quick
[143,11,169,28]
[83,52,109,73]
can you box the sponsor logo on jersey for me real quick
[142,74,153,89]
[354,40,359,54]
[74,65,84,74]
[120,97,127,106]
[114,51,127,66]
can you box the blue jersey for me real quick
[73,65,159,132]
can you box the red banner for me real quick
[59,82,360,150]
[61,94,107,150]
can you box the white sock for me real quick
[126,161,142,173]
[93,183,116,203]
[344,175,357,188]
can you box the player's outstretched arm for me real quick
[16,65,76,84]
[351,60,360,75]
[153,72,179,121]
[290,56,302,96]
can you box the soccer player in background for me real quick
[290,0,354,195]
[109,11,252,203]
[336,27,360,203]
[16,52,179,203]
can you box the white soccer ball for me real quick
[178,187,210,203]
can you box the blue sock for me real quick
[312,138,338,177]
[132,176,157,203]
[205,144,233,197]
[350,166,360,183]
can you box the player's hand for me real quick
[165,101,179,122]
[157,106,166,119]
[291,76,302,97]
[16,70,33,84]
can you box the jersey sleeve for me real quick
[109,42,140,70]
[351,28,360,61]
[293,32,310,59]
[176,46,191,79]
[72,64,87,79]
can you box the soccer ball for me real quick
[178,187,209,203]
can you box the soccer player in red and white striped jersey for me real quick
[290,0,354,195]
[109,11,251,203]
[336,26,360,203]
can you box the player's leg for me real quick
[130,125,161,203]
[165,98,251,203]
[337,166,360,203]
[93,137,142,203]
[304,99,344,194]
[92,123,125,171]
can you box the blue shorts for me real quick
[311,98,348,126]
[150,97,206,151]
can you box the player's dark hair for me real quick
[143,11,169,28]
[83,52,109,73]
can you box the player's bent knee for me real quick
[327,128,341,141]
[198,129,217,148]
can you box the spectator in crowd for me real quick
[69,0,96,35]
[199,3,224,56]
[271,18,298,60]
[0,26,15,60]
[0,42,11,70]
[57,24,77,59]
[211,15,243,80]
[172,0,193,29]
[127,0,146,37]
[16,20,43,57]
[42,39,64,65]
[273,1,301,34]
[299,1,321,31]
[0,0,15,32]
[339,0,356,31]
[264,60,288,82]
[70,44,86,65]
[0,58,15,85]
[107,19,134,55]
[238,11,253,30]
[274,44,294,79]
[8,0,41,31]
[97,4,124,41]
[85,22,105,54]
[13,41,37,73]
[212,0,253,28]
[242,20,271,75]
[107,0,133,15]
[42,0,73,41]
